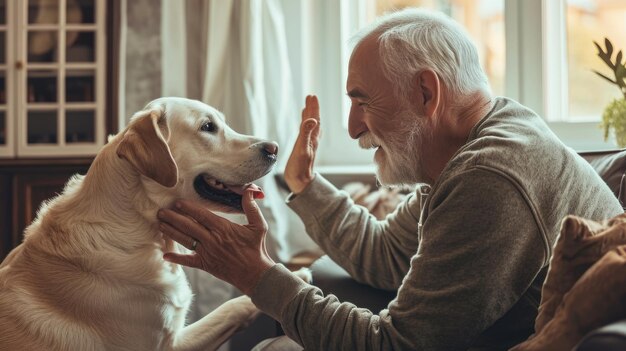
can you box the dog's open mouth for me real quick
[193,174,264,211]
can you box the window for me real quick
[566,0,626,122]
[284,0,619,169]
[368,0,505,96]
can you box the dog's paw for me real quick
[224,296,261,330]
[292,267,312,284]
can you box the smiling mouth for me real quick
[193,174,263,211]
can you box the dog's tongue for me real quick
[226,183,265,199]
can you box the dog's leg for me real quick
[169,268,311,351]
[170,295,260,351]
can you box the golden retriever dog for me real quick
[0,97,291,351]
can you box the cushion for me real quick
[342,182,408,220]
[577,319,626,351]
[511,213,626,350]
[579,149,626,207]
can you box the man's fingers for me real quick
[305,96,321,145]
[163,252,200,268]
[293,118,318,156]
[173,199,225,231]
[242,189,268,233]
[298,95,321,152]
[159,221,196,250]
[310,124,321,151]
[311,121,321,142]
[303,95,320,121]
[301,118,318,139]
[158,208,210,242]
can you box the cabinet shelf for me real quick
[25,63,98,70]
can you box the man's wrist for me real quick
[290,182,310,195]
[240,259,275,295]
[287,174,315,194]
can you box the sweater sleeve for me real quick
[252,168,546,350]
[287,174,423,290]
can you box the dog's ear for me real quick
[116,110,178,188]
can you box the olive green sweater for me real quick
[251,97,623,350]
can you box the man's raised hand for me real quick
[284,95,321,194]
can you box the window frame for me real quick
[0,0,15,157]
[281,0,376,168]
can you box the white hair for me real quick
[352,8,491,105]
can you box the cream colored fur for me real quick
[0,98,298,351]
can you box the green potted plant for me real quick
[594,38,626,147]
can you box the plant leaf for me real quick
[595,42,614,69]
[606,37,614,57]
[598,53,614,69]
[617,64,626,81]
[594,71,618,85]
[594,41,603,55]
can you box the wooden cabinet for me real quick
[0,0,119,260]
[0,159,92,259]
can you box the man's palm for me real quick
[285,95,321,194]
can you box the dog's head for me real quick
[116,97,278,212]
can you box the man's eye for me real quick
[200,121,216,133]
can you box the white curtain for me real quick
[158,1,321,334]
[200,0,300,265]
[120,0,327,266]
[161,0,320,264]
[116,2,321,348]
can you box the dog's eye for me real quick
[200,121,216,133]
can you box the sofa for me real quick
[307,149,626,350]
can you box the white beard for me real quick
[358,110,431,186]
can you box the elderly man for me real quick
[157,8,623,350]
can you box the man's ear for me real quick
[116,110,178,188]
[415,70,440,119]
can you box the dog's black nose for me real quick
[261,142,279,157]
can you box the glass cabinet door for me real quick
[0,0,10,156]
[16,0,104,157]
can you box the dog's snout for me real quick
[261,142,279,157]
[250,141,279,163]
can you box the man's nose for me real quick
[348,104,367,139]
